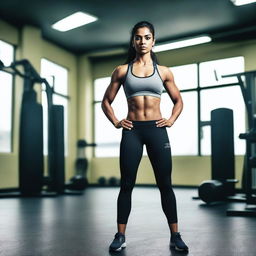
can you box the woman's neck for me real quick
[134,52,153,66]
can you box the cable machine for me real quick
[222,70,256,216]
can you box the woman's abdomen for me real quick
[126,95,162,121]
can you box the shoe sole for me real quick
[110,242,126,252]
[170,243,188,252]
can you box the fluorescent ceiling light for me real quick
[231,0,256,5]
[52,12,98,32]
[153,36,212,52]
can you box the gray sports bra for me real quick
[123,60,164,99]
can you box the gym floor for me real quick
[0,187,255,256]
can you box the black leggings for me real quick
[117,120,178,224]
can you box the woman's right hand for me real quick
[114,119,133,130]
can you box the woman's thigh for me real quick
[119,129,144,184]
[144,127,172,185]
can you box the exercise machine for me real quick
[0,59,81,197]
[66,139,96,190]
[196,108,238,203]
[222,70,256,216]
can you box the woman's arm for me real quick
[101,65,133,129]
[156,67,183,128]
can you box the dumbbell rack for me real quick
[222,71,256,216]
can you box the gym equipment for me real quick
[108,177,119,186]
[198,180,225,203]
[0,59,79,197]
[98,177,107,186]
[47,105,65,194]
[18,60,45,195]
[0,60,45,196]
[196,108,238,203]
[222,70,256,216]
[66,139,96,190]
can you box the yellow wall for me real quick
[0,19,19,45]
[91,156,244,187]
[1,17,255,190]
[77,55,94,181]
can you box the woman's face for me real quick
[132,27,155,54]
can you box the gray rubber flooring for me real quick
[0,187,255,256]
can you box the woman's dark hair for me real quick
[124,21,159,64]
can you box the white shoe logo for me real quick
[164,142,170,149]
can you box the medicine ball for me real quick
[109,176,119,186]
[98,177,107,186]
[198,179,225,203]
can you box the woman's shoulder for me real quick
[156,64,170,82]
[117,63,129,73]
[156,63,171,73]
[110,64,129,84]
[112,63,129,78]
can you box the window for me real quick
[165,64,198,155]
[199,57,245,155]
[161,91,198,155]
[40,59,69,156]
[199,57,244,87]
[94,77,127,157]
[200,87,245,155]
[0,40,14,153]
[171,63,198,90]
[94,56,246,157]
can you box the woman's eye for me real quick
[135,37,151,40]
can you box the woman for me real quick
[101,20,188,252]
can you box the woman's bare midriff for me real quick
[126,95,162,121]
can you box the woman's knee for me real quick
[120,180,135,193]
[157,182,173,193]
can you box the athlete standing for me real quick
[101,20,189,252]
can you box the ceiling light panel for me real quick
[52,12,98,32]
[153,36,212,52]
[231,0,256,6]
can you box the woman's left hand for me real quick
[156,118,174,128]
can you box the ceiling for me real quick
[1,0,256,56]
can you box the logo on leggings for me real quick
[164,142,170,149]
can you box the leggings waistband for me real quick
[129,120,158,126]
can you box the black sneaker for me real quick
[170,232,189,251]
[109,232,126,252]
